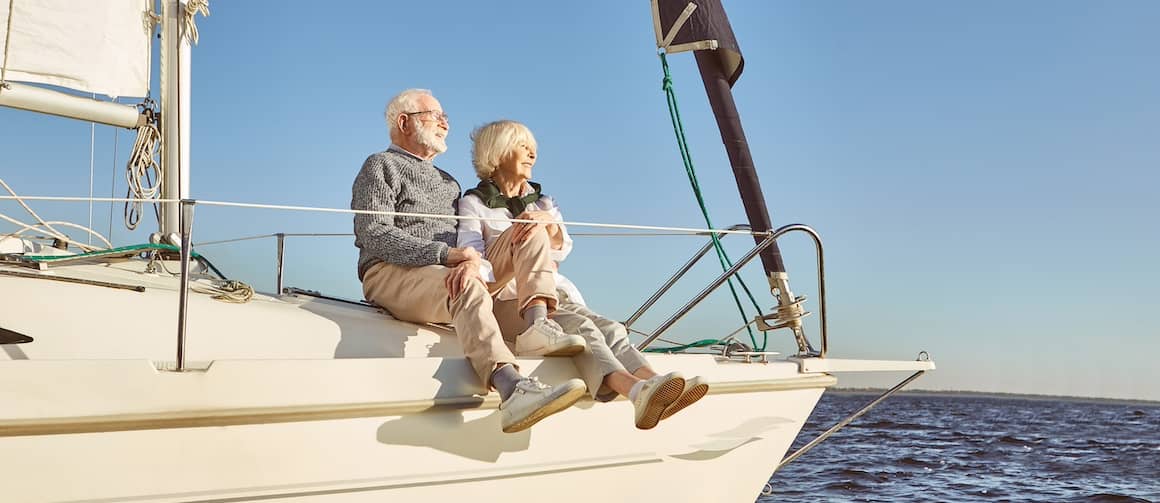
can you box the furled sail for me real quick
[653,0,793,301]
[655,0,744,86]
[0,0,153,98]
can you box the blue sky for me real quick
[1,1,1156,400]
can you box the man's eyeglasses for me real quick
[404,110,449,123]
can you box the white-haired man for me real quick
[352,89,586,433]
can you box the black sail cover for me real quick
[657,0,787,277]
[657,0,745,86]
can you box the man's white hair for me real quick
[470,120,537,181]
[384,88,434,137]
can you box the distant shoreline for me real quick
[829,388,1160,407]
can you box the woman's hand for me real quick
[512,210,561,247]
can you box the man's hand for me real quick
[512,210,560,245]
[445,259,484,301]
[446,246,481,266]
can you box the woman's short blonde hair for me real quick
[470,120,537,181]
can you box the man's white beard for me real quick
[416,123,448,154]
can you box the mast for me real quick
[159,0,192,240]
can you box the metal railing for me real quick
[209,222,830,358]
[630,223,830,357]
[0,195,789,370]
[177,219,831,369]
[157,199,774,371]
[193,231,353,296]
[175,201,194,371]
[625,224,753,328]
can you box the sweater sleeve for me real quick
[352,154,450,267]
[456,194,495,282]
[543,197,573,263]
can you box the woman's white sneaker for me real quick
[660,375,708,421]
[514,318,586,356]
[632,371,685,430]
[500,377,586,433]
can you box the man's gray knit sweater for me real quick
[352,147,462,280]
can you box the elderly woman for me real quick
[457,120,707,430]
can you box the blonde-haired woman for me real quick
[457,120,707,430]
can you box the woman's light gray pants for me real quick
[493,291,651,401]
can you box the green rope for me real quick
[19,243,202,261]
[642,338,721,353]
[659,51,769,351]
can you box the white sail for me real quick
[0,0,152,98]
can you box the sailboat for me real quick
[0,1,934,501]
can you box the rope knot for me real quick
[183,0,211,45]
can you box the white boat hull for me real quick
[1,358,830,502]
[0,258,931,502]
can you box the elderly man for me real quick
[352,88,585,433]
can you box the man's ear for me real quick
[396,115,408,134]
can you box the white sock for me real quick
[628,380,645,402]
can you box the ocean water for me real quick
[761,393,1160,502]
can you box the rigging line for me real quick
[0,196,179,203]
[108,109,121,243]
[192,199,768,236]
[194,233,353,247]
[88,94,96,245]
[0,180,110,251]
[192,233,278,247]
[0,212,59,237]
[625,326,686,347]
[660,52,766,350]
[193,231,699,247]
[570,232,701,237]
[663,53,767,340]
[625,298,764,353]
[0,179,77,249]
[0,214,112,249]
[9,220,113,248]
[642,338,719,353]
[0,196,770,237]
[0,213,67,244]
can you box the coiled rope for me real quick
[190,279,253,303]
[124,122,162,230]
[183,0,210,45]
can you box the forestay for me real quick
[0,0,152,98]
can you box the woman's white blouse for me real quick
[456,183,586,305]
